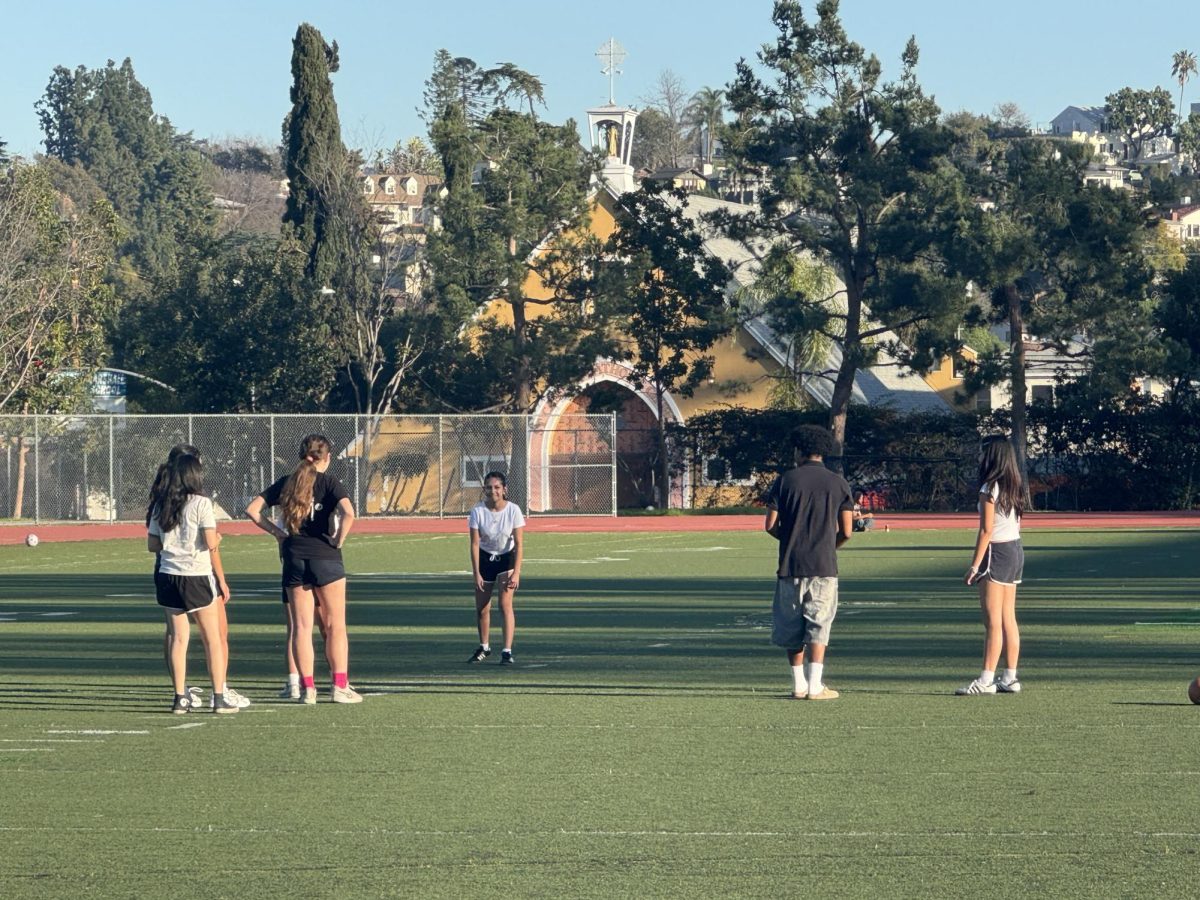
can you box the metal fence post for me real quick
[355,414,362,514]
[34,415,40,524]
[187,415,193,446]
[525,414,532,511]
[610,412,618,517]
[108,416,116,521]
[269,415,276,484]
[437,415,444,519]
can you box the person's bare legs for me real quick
[980,580,1005,672]
[191,603,227,696]
[289,586,317,682]
[314,579,348,675]
[1000,582,1020,670]
[475,583,494,647]
[283,599,298,676]
[496,573,516,651]
[164,609,189,695]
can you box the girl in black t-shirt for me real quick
[246,434,360,704]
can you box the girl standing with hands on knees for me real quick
[957,435,1025,696]
[246,434,360,704]
[467,472,525,666]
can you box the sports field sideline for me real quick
[2,519,1200,897]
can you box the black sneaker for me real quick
[500,651,514,666]
[171,694,191,715]
[212,692,240,714]
[468,646,491,664]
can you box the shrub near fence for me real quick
[0,413,617,522]
[674,406,981,511]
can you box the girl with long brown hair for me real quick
[146,444,250,710]
[246,434,360,704]
[957,435,1025,696]
[148,455,238,714]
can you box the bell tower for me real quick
[586,38,638,194]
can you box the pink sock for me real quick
[333,672,348,689]
[302,675,315,689]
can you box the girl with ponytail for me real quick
[956,435,1026,696]
[246,434,360,704]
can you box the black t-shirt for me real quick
[259,471,350,560]
[765,461,853,578]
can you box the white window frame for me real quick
[461,455,510,487]
[702,455,756,487]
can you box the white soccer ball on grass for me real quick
[25,533,39,547]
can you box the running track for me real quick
[1,511,1197,545]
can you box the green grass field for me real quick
[2,526,1200,898]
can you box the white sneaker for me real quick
[186,685,203,707]
[996,678,1022,694]
[955,678,997,695]
[209,686,251,709]
[279,681,301,700]
[330,685,363,704]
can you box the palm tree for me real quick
[1172,50,1197,124]
[684,87,726,163]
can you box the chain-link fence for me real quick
[0,413,617,522]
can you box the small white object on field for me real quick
[25,533,39,547]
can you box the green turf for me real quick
[2,527,1200,898]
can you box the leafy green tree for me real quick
[1172,50,1198,124]
[0,164,118,412]
[949,134,1154,485]
[1155,255,1200,398]
[426,57,604,412]
[1105,86,1174,160]
[601,183,734,507]
[725,0,968,454]
[1178,112,1200,162]
[36,59,216,291]
[685,87,726,163]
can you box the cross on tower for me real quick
[595,38,626,106]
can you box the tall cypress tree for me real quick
[282,23,351,290]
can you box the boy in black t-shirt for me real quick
[764,425,854,701]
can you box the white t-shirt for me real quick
[468,501,527,554]
[979,483,1020,543]
[149,495,216,576]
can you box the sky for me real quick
[3,0,1200,159]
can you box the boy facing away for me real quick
[764,425,854,700]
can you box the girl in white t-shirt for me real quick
[466,471,526,666]
[957,436,1025,696]
[147,455,237,714]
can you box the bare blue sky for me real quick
[3,0,1198,158]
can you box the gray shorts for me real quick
[772,576,839,649]
[980,540,1023,586]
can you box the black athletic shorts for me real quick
[979,539,1024,586]
[478,549,516,583]
[156,571,219,612]
[281,552,346,589]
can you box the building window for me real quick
[975,390,992,413]
[384,180,396,195]
[702,456,755,486]
[1031,385,1054,405]
[461,455,509,487]
[363,179,373,195]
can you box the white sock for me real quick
[806,662,824,694]
[979,669,995,686]
[502,647,512,654]
[1001,668,1017,684]
[481,643,490,651]
[287,673,300,686]
[791,665,808,695]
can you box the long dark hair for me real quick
[146,443,201,527]
[978,435,1023,518]
[157,455,205,533]
[280,434,332,535]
